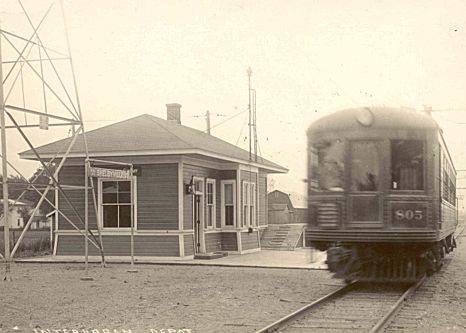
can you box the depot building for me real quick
[19,104,287,258]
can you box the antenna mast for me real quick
[247,67,252,161]
[247,67,257,162]
[253,81,257,162]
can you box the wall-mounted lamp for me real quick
[185,176,195,195]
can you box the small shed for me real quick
[268,190,307,224]
[19,104,287,258]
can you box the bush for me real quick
[0,237,52,258]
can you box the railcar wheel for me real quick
[425,252,436,276]
[440,245,446,259]
[434,254,443,271]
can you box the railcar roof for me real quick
[308,107,439,133]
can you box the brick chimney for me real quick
[166,103,182,124]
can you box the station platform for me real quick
[15,248,328,270]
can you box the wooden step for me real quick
[260,224,306,250]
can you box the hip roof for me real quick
[19,114,287,173]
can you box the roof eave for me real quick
[19,148,288,174]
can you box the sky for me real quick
[2,0,466,206]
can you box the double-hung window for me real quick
[101,180,134,229]
[250,183,256,227]
[242,182,250,227]
[206,179,216,228]
[242,181,256,228]
[221,180,236,227]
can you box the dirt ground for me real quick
[3,232,466,333]
[0,262,342,333]
[386,231,466,332]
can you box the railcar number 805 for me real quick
[394,209,423,220]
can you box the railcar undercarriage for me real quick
[317,236,456,283]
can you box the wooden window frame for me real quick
[205,178,216,229]
[242,181,256,228]
[221,180,236,228]
[98,177,137,231]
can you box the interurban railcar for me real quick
[306,107,457,282]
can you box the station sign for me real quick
[89,167,132,180]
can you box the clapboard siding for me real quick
[183,195,194,231]
[56,234,179,256]
[259,173,267,226]
[240,170,257,183]
[183,164,237,230]
[241,231,259,250]
[205,232,222,252]
[219,170,236,179]
[58,164,178,231]
[184,234,194,256]
[58,166,97,230]
[221,232,237,251]
[137,164,178,230]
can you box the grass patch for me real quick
[0,236,52,258]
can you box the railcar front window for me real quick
[350,141,380,191]
[310,139,344,191]
[391,140,424,190]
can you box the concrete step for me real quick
[261,246,296,251]
[194,251,227,260]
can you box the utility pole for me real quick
[206,110,211,135]
[0,23,11,281]
[194,110,225,134]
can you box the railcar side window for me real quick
[310,139,344,191]
[350,141,380,191]
[391,140,424,190]
[442,155,456,205]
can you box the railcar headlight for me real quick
[356,108,374,127]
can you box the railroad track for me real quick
[256,277,425,333]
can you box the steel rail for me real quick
[370,276,426,332]
[256,277,425,333]
[255,282,357,333]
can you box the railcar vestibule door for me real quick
[348,140,383,227]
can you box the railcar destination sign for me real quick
[89,167,132,180]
